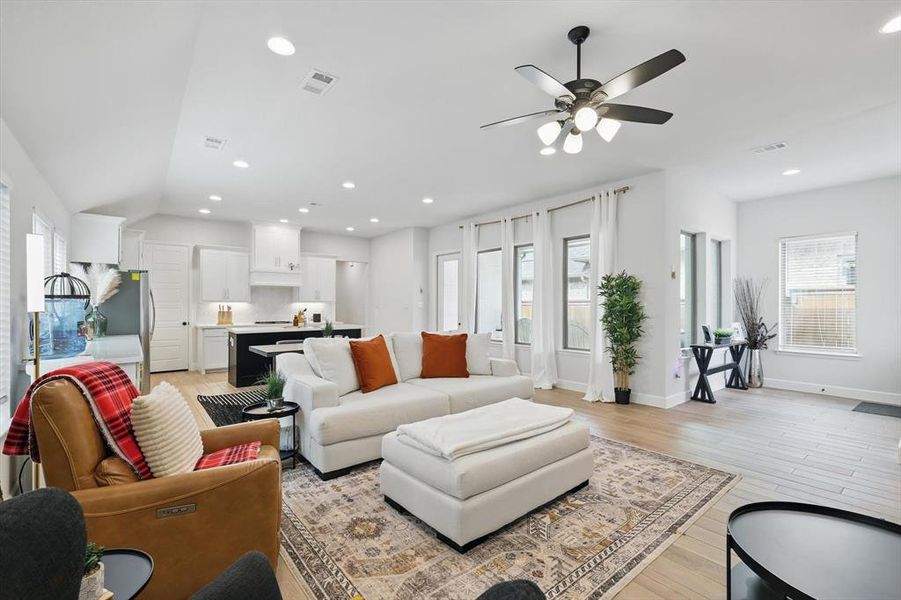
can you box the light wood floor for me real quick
[154,370,901,600]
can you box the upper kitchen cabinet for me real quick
[250,223,302,287]
[69,213,126,265]
[296,255,336,302]
[199,248,250,302]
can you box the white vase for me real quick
[79,562,104,600]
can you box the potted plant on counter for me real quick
[259,368,286,411]
[598,271,647,405]
[79,542,105,600]
[733,277,778,388]
[713,327,734,345]
[321,320,334,338]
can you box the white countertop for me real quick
[27,334,144,380]
[194,323,256,330]
[228,323,367,334]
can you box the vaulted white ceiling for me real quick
[2,1,899,235]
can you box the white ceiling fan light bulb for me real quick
[573,106,599,132]
[537,121,562,146]
[563,132,583,154]
[539,146,556,156]
[596,118,622,143]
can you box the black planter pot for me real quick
[614,388,631,405]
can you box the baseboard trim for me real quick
[554,379,686,410]
[765,378,901,407]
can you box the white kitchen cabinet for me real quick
[119,229,145,270]
[199,249,250,302]
[296,255,336,302]
[69,213,125,265]
[252,223,301,272]
[197,328,228,373]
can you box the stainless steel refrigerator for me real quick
[101,270,153,393]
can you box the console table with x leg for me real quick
[690,341,749,403]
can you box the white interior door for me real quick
[436,252,462,331]
[146,242,190,372]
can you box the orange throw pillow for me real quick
[421,332,470,378]
[349,335,398,393]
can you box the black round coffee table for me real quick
[727,502,901,600]
[241,401,300,468]
[102,548,153,600]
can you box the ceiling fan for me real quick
[481,26,686,155]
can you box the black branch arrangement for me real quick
[733,277,777,350]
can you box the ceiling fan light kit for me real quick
[482,25,686,155]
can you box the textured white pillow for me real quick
[390,332,423,381]
[466,332,492,375]
[131,381,204,478]
[303,338,359,396]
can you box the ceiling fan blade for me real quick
[480,109,565,130]
[600,104,673,124]
[597,49,686,102]
[515,65,575,99]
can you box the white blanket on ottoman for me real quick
[396,398,573,460]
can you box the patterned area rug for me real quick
[279,436,738,599]
[197,389,265,426]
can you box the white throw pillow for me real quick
[390,332,423,381]
[131,381,204,478]
[303,337,359,396]
[466,332,492,375]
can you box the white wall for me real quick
[369,227,429,333]
[336,261,368,325]
[737,176,901,405]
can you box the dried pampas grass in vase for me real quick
[70,264,120,338]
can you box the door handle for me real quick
[182,321,188,326]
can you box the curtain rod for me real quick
[457,185,629,229]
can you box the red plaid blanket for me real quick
[3,362,153,479]
[195,441,262,470]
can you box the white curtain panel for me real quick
[500,216,516,359]
[462,223,479,333]
[583,189,619,402]
[530,209,558,389]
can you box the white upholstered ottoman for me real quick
[380,419,594,552]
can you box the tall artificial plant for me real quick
[598,271,647,390]
[733,278,777,350]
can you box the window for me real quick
[779,233,857,354]
[564,236,591,350]
[32,212,53,277]
[680,232,697,347]
[436,252,461,331]
[712,239,723,327]
[53,231,67,275]
[0,183,10,409]
[476,249,502,340]
[514,245,533,344]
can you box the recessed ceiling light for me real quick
[267,37,296,56]
[209,195,222,201]
[422,197,434,204]
[783,168,801,176]
[342,181,355,189]
[298,207,310,213]
[880,15,901,34]
[539,147,556,156]
[279,219,289,223]
[346,226,355,232]
[198,208,211,214]
[369,217,379,223]
[233,160,249,169]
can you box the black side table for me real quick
[241,401,300,468]
[690,341,748,403]
[102,548,154,600]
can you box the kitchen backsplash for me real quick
[195,287,333,324]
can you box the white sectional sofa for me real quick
[276,332,534,479]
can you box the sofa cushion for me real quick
[408,375,534,413]
[309,383,449,445]
[349,335,398,393]
[421,332,469,378]
[302,338,359,396]
[131,381,204,478]
[466,332,492,375]
[390,332,423,381]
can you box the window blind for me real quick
[53,231,67,274]
[779,233,857,354]
[32,212,53,277]
[0,184,10,406]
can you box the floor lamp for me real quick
[25,233,45,490]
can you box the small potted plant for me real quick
[713,327,734,345]
[598,271,648,405]
[79,542,105,600]
[321,320,334,339]
[259,368,286,411]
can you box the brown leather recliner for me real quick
[29,378,282,600]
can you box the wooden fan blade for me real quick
[515,65,575,99]
[600,104,673,124]
[480,110,566,130]
[597,49,686,102]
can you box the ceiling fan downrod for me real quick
[568,25,590,81]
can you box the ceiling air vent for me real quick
[203,136,227,151]
[300,69,339,96]
[751,141,788,154]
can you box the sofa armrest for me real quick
[490,357,520,377]
[284,373,340,413]
[200,420,279,452]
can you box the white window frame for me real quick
[680,231,698,348]
[475,248,503,339]
[435,251,461,332]
[563,235,591,351]
[0,183,11,428]
[514,244,534,345]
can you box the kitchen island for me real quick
[228,324,364,387]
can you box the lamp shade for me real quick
[26,233,45,312]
